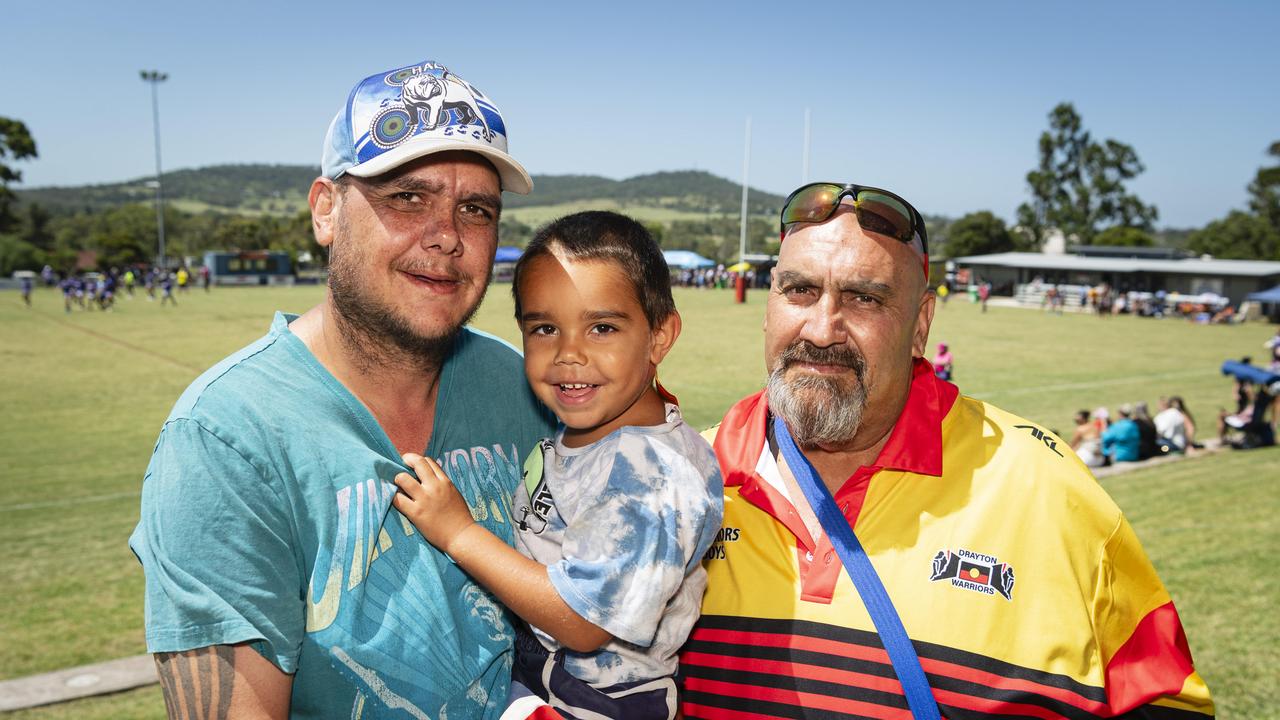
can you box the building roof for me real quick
[1069,245,1193,260]
[952,252,1280,278]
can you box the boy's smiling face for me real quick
[517,249,680,448]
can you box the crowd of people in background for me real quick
[35,263,211,313]
[25,259,770,311]
[29,258,769,312]
[672,265,771,290]
[1070,397,1199,468]
[931,278,992,312]
[1071,346,1280,467]
[1018,277,1252,323]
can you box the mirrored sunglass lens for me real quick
[783,185,842,225]
[855,192,913,241]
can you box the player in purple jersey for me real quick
[99,272,117,311]
[84,278,98,311]
[59,276,73,313]
[160,273,176,306]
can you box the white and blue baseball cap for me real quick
[321,61,532,194]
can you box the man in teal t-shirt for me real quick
[130,60,552,718]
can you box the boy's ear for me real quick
[649,310,682,366]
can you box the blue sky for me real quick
[3,0,1277,228]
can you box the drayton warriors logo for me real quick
[930,548,1016,600]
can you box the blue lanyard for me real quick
[772,415,941,720]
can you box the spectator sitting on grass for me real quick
[1219,381,1278,449]
[1102,404,1142,463]
[1092,406,1110,435]
[1070,409,1105,467]
[1133,401,1164,459]
[1232,359,1253,414]
[1155,396,1196,453]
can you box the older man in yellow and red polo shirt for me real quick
[679,183,1214,719]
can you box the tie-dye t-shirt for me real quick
[513,404,724,687]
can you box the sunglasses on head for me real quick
[780,182,929,274]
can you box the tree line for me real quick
[942,102,1280,261]
[0,197,322,276]
[2,108,1277,277]
[0,159,322,274]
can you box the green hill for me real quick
[7,165,797,270]
[506,170,784,216]
[17,164,318,216]
[18,165,785,217]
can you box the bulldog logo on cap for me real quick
[370,63,496,150]
[322,60,531,193]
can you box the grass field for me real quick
[1,285,1277,717]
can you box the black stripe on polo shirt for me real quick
[685,684,1104,720]
[692,615,1108,704]
[682,686,897,720]
[682,661,910,707]
[683,635,898,681]
[1115,706,1214,720]
[928,673,1105,720]
[682,660,1106,720]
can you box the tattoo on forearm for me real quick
[154,646,236,719]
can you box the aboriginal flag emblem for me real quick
[930,548,1015,600]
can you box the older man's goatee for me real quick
[766,341,868,448]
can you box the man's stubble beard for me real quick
[326,211,489,373]
[766,340,868,449]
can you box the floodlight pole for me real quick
[140,70,168,269]
[739,116,752,264]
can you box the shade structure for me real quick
[1246,285,1280,304]
[663,250,716,269]
[494,246,523,263]
[1221,360,1280,388]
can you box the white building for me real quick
[953,247,1280,307]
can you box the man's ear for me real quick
[309,177,341,248]
[649,310,682,366]
[912,289,936,358]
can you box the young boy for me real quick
[393,211,723,720]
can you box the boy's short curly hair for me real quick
[512,211,675,328]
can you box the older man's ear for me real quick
[912,289,937,359]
